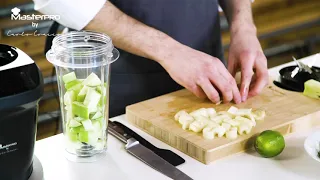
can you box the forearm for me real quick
[218,0,256,34]
[84,1,182,63]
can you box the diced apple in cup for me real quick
[62,72,106,148]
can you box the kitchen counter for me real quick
[34,53,320,180]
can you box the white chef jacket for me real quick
[33,0,254,31]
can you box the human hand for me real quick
[227,27,269,102]
[159,45,241,104]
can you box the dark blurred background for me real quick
[0,0,319,140]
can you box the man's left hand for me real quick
[227,27,269,102]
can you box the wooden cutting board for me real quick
[125,80,320,164]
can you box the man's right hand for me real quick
[159,44,242,104]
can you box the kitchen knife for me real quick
[109,120,185,166]
[108,121,193,180]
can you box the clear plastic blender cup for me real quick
[46,31,119,162]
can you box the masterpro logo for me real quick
[11,7,60,21]
[0,142,18,156]
[0,142,17,150]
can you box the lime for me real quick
[254,130,285,158]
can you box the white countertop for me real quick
[34,53,320,180]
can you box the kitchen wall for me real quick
[1,0,320,140]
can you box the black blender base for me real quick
[29,156,44,180]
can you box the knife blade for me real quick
[108,121,193,180]
[110,121,185,166]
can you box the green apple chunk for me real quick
[91,111,102,120]
[74,116,84,122]
[303,79,320,99]
[84,88,101,111]
[66,110,74,122]
[78,131,98,145]
[62,72,77,84]
[67,83,83,96]
[70,125,85,133]
[81,119,94,131]
[94,117,105,128]
[77,85,89,102]
[92,120,103,138]
[96,83,106,94]
[96,86,103,94]
[68,119,81,127]
[82,72,101,87]
[64,90,76,105]
[72,102,90,119]
[65,79,82,90]
[98,95,106,107]
[78,131,89,143]
[66,128,78,142]
[92,120,101,130]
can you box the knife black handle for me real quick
[110,121,185,166]
[108,121,133,143]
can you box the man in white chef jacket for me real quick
[33,0,268,117]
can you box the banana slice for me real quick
[174,110,188,121]
[252,109,266,121]
[190,108,209,118]
[178,114,194,130]
[189,116,209,133]
[226,127,238,140]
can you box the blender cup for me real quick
[46,31,119,162]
